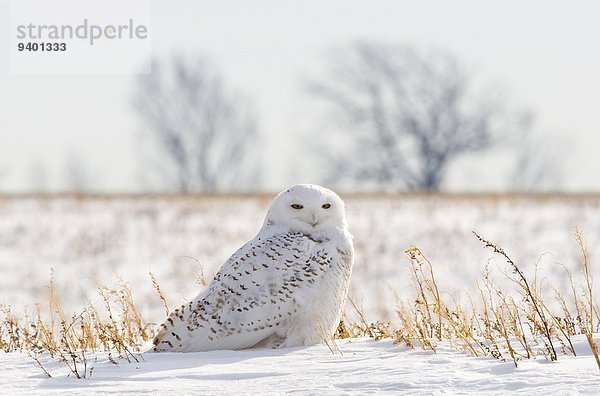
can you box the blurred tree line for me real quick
[0,43,563,194]
[131,42,562,193]
[1,42,561,193]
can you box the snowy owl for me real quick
[151,184,354,352]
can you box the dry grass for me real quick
[338,227,599,369]
[0,273,151,378]
[1,227,599,378]
[573,227,600,369]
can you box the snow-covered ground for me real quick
[2,194,600,393]
[1,194,599,323]
[2,336,599,394]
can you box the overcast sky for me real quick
[1,0,599,192]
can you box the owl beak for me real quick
[309,213,319,227]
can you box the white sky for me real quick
[1,0,599,192]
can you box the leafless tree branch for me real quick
[309,42,521,191]
[133,55,261,192]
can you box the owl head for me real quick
[264,184,347,233]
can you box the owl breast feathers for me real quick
[151,184,354,352]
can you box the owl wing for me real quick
[152,231,338,352]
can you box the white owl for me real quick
[151,184,354,352]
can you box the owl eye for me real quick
[322,203,331,209]
[291,204,303,209]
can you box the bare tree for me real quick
[133,55,261,193]
[0,166,6,190]
[309,42,519,191]
[63,152,90,192]
[510,129,567,191]
[28,161,49,192]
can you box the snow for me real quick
[2,194,600,393]
[1,195,599,324]
[2,337,599,394]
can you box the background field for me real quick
[1,193,599,325]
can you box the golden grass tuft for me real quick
[337,227,599,369]
[1,227,599,378]
[0,273,151,378]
